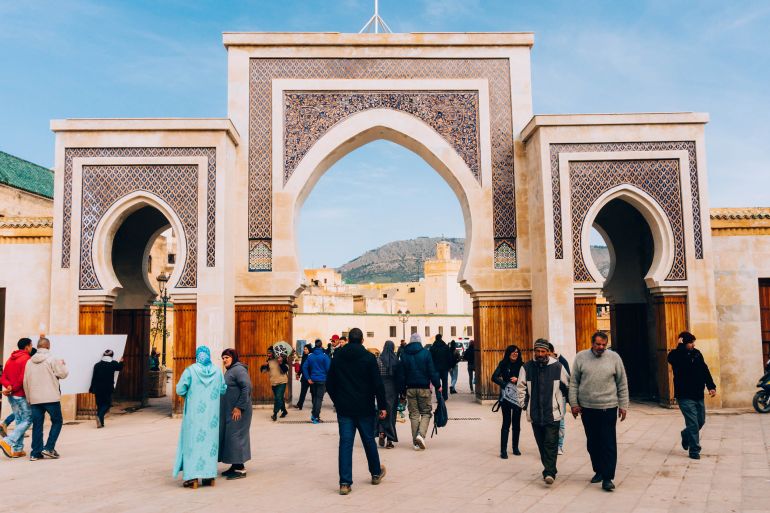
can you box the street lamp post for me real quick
[397,309,411,341]
[156,272,170,368]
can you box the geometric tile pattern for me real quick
[248,239,272,272]
[550,141,702,262]
[61,147,216,270]
[283,91,480,184]
[569,159,687,282]
[249,58,516,270]
[79,165,198,290]
[493,238,517,269]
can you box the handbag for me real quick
[501,382,519,406]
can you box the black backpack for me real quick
[431,392,448,437]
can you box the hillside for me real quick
[338,237,611,283]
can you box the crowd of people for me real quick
[0,328,718,496]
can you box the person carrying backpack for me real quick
[398,333,441,451]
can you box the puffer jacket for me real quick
[23,348,69,405]
[398,342,440,390]
[303,348,331,383]
[516,356,569,425]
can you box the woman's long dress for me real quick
[379,374,399,442]
[219,362,253,464]
[173,364,226,480]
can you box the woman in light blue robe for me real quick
[173,346,227,488]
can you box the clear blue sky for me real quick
[1,1,768,267]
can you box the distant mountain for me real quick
[338,237,464,283]
[337,237,610,283]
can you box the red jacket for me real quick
[0,350,31,397]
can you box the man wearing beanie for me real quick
[569,331,629,492]
[667,331,716,460]
[398,333,441,451]
[89,349,124,428]
[517,338,570,485]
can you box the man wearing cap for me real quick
[517,338,570,485]
[569,331,629,492]
[328,334,341,358]
[397,333,441,451]
[667,331,716,460]
[89,350,124,428]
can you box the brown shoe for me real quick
[339,484,351,495]
[371,464,386,485]
[202,478,215,487]
[183,479,199,489]
[11,450,26,458]
[0,439,13,458]
[0,423,7,437]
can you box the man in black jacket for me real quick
[667,331,716,460]
[398,333,441,451]
[326,328,387,495]
[88,350,124,428]
[429,334,453,400]
[464,340,476,393]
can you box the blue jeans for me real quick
[3,413,14,426]
[31,402,63,457]
[678,398,706,455]
[337,414,381,486]
[450,366,459,388]
[4,396,31,451]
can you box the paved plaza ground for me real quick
[3,369,769,513]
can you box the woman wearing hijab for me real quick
[376,340,400,449]
[219,348,252,480]
[492,345,523,459]
[173,346,226,489]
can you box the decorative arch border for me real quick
[578,186,677,287]
[90,191,189,295]
[549,141,703,262]
[568,158,687,282]
[79,164,198,289]
[279,108,483,288]
[60,146,216,269]
[248,58,517,271]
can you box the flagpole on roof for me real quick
[359,0,393,34]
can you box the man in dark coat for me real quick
[667,331,716,460]
[429,334,453,400]
[219,348,252,479]
[326,328,387,495]
[88,350,123,428]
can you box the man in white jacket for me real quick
[23,337,68,461]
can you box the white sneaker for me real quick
[544,475,555,485]
[415,434,426,450]
[413,444,421,451]
[557,447,564,455]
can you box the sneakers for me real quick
[11,450,26,458]
[0,423,7,437]
[450,387,457,394]
[226,469,247,480]
[557,447,564,456]
[310,417,320,424]
[602,479,615,492]
[544,475,555,485]
[371,465,386,485]
[414,434,426,450]
[689,452,701,460]
[41,449,60,459]
[29,454,41,461]
[339,484,351,495]
[0,438,13,458]
[280,411,288,418]
[590,473,603,484]
[271,413,277,421]
[413,444,421,451]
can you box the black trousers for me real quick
[581,407,618,480]
[532,421,560,478]
[311,382,326,419]
[296,379,310,408]
[95,394,111,424]
[500,402,522,452]
[438,372,449,400]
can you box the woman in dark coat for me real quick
[376,340,400,448]
[89,349,124,428]
[492,345,523,459]
[219,348,252,479]
[294,344,311,409]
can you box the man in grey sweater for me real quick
[569,331,629,492]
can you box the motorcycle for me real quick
[752,368,770,413]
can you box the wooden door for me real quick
[77,304,114,418]
[113,309,150,402]
[759,279,770,366]
[172,303,197,414]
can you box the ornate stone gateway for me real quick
[49,33,727,413]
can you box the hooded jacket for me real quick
[23,348,69,405]
[667,343,716,400]
[398,341,441,390]
[325,342,386,417]
[0,349,32,397]
[516,356,569,425]
[429,339,454,373]
[303,347,331,383]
